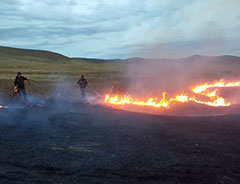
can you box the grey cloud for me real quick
[0,24,124,43]
[0,0,239,59]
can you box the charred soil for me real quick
[0,103,239,184]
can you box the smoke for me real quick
[53,77,82,103]
[2,57,240,117]
[125,56,240,104]
[126,60,187,97]
[0,75,98,125]
[40,75,102,108]
[0,73,102,110]
[0,75,100,123]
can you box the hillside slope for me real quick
[0,46,70,63]
[0,46,128,99]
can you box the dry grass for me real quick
[0,46,129,100]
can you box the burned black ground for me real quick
[0,103,239,184]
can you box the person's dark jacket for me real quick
[14,76,27,89]
[77,78,88,88]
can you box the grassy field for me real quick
[2,46,240,103]
[0,46,129,100]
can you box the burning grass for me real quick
[104,79,240,112]
[2,79,240,116]
[2,46,240,116]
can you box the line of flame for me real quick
[104,79,238,108]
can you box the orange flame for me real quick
[105,92,169,108]
[104,79,239,109]
[0,105,8,109]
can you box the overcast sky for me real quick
[0,0,239,59]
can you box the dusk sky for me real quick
[0,0,239,59]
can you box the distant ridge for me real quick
[0,45,240,64]
[177,54,240,64]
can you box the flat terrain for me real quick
[0,103,239,184]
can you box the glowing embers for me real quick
[104,79,238,109]
[0,105,8,109]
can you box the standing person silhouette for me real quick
[14,72,28,102]
[77,75,88,100]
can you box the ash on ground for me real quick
[0,102,239,184]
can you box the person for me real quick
[77,75,88,99]
[14,72,28,102]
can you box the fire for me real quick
[105,92,169,108]
[104,79,240,109]
[0,105,8,109]
[192,80,240,93]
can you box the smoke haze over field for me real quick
[126,56,240,104]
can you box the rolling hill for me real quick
[0,46,70,63]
